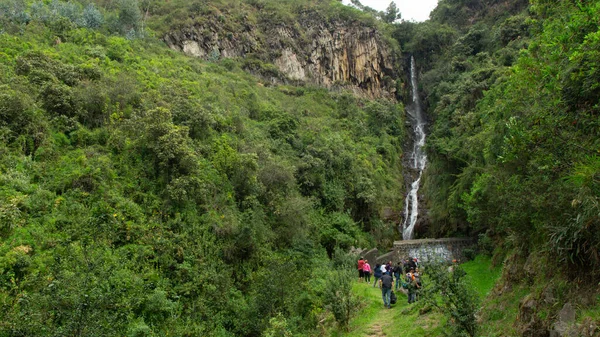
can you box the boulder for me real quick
[550,303,578,337]
[362,248,379,266]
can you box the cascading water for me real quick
[401,56,427,240]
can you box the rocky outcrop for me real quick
[163,11,399,99]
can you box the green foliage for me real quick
[116,0,142,37]
[324,268,358,330]
[400,0,600,290]
[82,4,104,29]
[548,155,600,274]
[404,22,457,67]
[382,2,400,23]
[262,313,292,337]
[423,262,480,337]
[0,7,405,335]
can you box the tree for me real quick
[117,0,141,35]
[382,2,400,23]
[81,4,103,29]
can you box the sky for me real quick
[342,0,439,22]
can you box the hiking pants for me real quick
[408,291,416,303]
[381,287,391,308]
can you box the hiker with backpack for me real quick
[372,263,382,287]
[379,270,394,309]
[406,268,420,304]
[414,267,422,301]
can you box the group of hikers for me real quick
[357,257,422,308]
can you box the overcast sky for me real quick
[342,0,439,22]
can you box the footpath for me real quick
[333,256,501,336]
[331,280,443,337]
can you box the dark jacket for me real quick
[380,274,393,289]
[373,265,382,278]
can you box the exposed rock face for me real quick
[163,13,399,99]
[519,296,550,337]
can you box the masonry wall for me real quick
[389,238,475,263]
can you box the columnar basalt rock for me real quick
[163,13,398,99]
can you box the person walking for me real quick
[408,257,417,271]
[357,257,365,282]
[363,259,372,283]
[414,267,422,301]
[379,271,394,309]
[373,263,382,287]
[403,258,410,273]
[393,261,403,291]
[406,268,419,304]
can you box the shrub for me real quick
[81,4,103,29]
[462,248,476,261]
[323,268,358,330]
[423,261,480,337]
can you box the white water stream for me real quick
[402,56,427,240]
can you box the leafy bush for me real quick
[423,262,480,336]
[0,2,407,335]
[462,248,476,261]
[323,268,358,330]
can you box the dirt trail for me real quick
[363,301,397,336]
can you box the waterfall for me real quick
[401,56,427,240]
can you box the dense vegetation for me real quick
[405,0,600,277]
[2,0,600,335]
[396,0,600,334]
[0,0,406,335]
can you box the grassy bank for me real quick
[334,255,502,336]
[462,255,503,299]
[330,280,444,336]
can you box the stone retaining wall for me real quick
[391,238,475,263]
[354,237,475,266]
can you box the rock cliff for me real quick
[163,10,399,99]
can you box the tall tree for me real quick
[383,1,401,23]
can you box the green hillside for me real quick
[0,1,404,335]
[397,0,600,335]
[2,0,600,335]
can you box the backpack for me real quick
[390,291,397,305]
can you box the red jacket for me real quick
[357,259,365,270]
